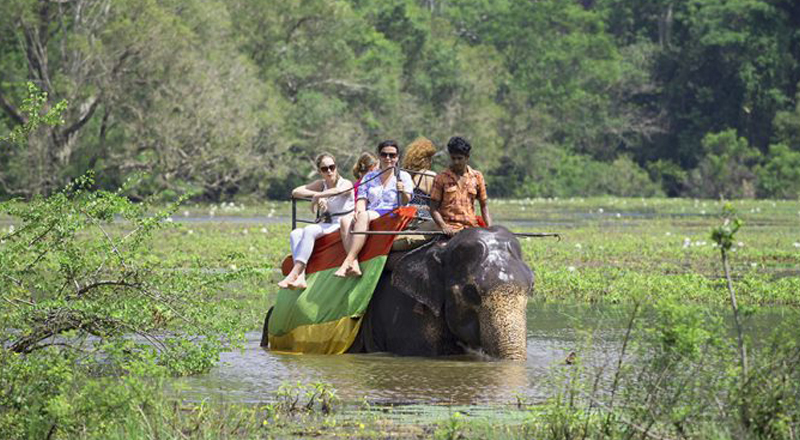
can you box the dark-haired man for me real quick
[430,136,492,236]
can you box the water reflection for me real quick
[176,302,791,405]
[174,303,619,405]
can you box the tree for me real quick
[755,143,800,198]
[685,129,760,198]
[0,0,269,199]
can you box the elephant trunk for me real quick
[478,284,528,360]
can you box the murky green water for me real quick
[171,301,793,406]
[172,303,629,405]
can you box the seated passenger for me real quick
[278,153,354,290]
[430,136,492,236]
[351,152,378,196]
[335,140,413,278]
[337,152,378,253]
[402,137,437,220]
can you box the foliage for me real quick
[271,382,340,415]
[1,83,67,146]
[0,91,247,438]
[0,175,251,437]
[491,151,664,198]
[1,0,800,199]
[685,129,761,199]
[755,143,800,199]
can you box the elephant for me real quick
[261,225,534,360]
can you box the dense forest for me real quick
[1,0,800,200]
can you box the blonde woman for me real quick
[402,137,437,218]
[278,153,354,290]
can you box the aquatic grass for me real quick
[100,197,800,314]
[5,196,798,438]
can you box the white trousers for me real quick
[289,222,339,265]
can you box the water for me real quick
[171,302,793,406]
[172,303,627,405]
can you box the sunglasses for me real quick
[379,152,398,159]
[319,164,336,173]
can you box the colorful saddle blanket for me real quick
[267,207,417,354]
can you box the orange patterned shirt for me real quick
[430,166,488,230]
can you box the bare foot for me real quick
[277,275,296,289]
[334,261,351,278]
[287,273,307,290]
[344,260,362,277]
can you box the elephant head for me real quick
[391,226,533,360]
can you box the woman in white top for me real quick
[278,153,354,290]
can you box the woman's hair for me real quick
[352,152,378,179]
[314,152,338,180]
[402,137,437,171]
[315,152,336,169]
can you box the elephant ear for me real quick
[390,238,446,317]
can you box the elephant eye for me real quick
[507,241,521,258]
[460,240,487,260]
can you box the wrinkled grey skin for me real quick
[348,225,533,360]
[260,226,533,360]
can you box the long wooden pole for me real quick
[350,230,562,240]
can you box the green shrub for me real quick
[755,143,800,199]
[488,148,662,197]
[685,129,760,199]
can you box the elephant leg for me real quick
[364,274,462,356]
[260,306,274,348]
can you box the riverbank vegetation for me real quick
[3,187,799,437]
[2,0,800,200]
[2,24,800,437]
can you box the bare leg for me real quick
[278,261,305,289]
[335,211,378,278]
[338,214,354,251]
